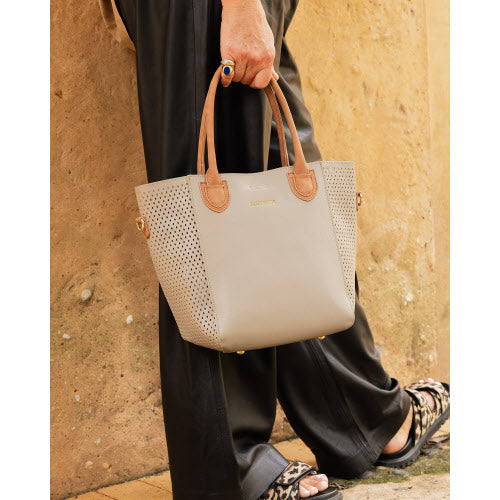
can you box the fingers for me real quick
[220,56,236,88]
[221,61,277,89]
[249,67,274,89]
[220,70,233,88]
[231,57,247,84]
[241,47,275,85]
[220,51,276,89]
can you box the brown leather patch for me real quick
[287,170,318,201]
[199,180,230,213]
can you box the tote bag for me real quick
[134,65,358,353]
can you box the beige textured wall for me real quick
[50,0,449,498]
[425,0,450,382]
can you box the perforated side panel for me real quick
[321,162,357,308]
[135,179,222,350]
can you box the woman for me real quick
[98,1,450,499]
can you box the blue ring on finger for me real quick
[222,64,234,77]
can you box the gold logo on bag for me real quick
[250,200,276,207]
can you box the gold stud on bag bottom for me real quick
[134,65,360,353]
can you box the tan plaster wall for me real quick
[50,1,449,498]
[424,0,450,382]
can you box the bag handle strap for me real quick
[197,65,318,212]
[197,72,289,175]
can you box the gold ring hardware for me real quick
[236,350,245,355]
[136,217,145,231]
[135,216,150,239]
[221,59,235,78]
[318,336,325,340]
[356,192,363,211]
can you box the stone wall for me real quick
[50,1,449,498]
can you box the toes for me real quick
[419,377,435,385]
[309,486,319,496]
[300,482,318,496]
[299,484,311,498]
[300,474,328,497]
[310,474,329,491]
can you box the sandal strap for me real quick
[406,381,450,414]
[275,461,316,486]
[405,381,450,442]
[259,461,316,499]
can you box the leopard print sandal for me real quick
[376,380,450,468]
[259,460,342,500]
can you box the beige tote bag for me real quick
[134,65,359,353]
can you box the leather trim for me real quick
[287,170,318,201]
[269,78,309,175]
[264,86,289,167]
[197,68,317,210]
[199,180,230,213]
[197,71,289,175]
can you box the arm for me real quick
[220,0,278,88]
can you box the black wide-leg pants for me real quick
[114,1,411,499]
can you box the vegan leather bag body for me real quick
[134,66,358,353]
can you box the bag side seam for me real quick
[187,176,224,351]
[320,162,355,312]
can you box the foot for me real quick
[259,460,338,500]
[382,377,437,454]
[281,461,329,498]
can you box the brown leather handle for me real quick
[197,65,318,212]
[196,67,289,175]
